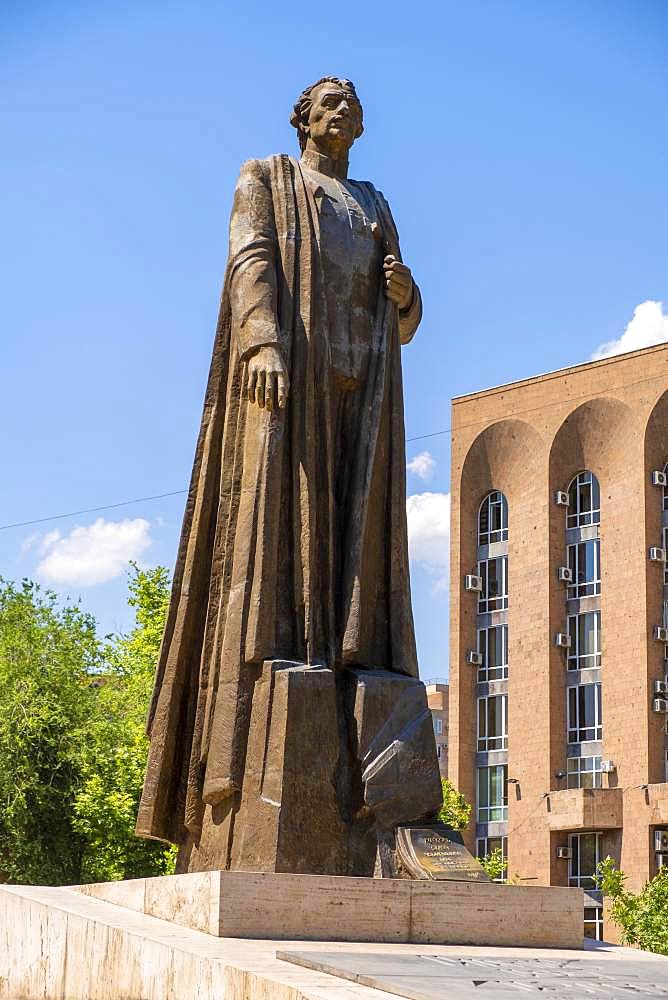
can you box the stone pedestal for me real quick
[72,870,585,948]
[178,661,442,876]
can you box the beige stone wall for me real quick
[449,344,668,907]
[426,683,449,777]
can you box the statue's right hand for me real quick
[245,344,289,411]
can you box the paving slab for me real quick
[278,950,668,999]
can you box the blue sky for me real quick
[2,1,667,678]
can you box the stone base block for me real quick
[178,662,442,877]
[74,870,585,949]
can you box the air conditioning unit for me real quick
[557,566,573,583]
[652,471,668,488]
[653,626,668,642]
[555,490,569,506]
[652,697,668,714]
[466,650,483,666]
[649,547,667,562]
[556,846,572,860]
[464,574,483,593]
[555,632,571,648]
[654,679,668,696]
[654,830,668,852]
[600,760,616,773]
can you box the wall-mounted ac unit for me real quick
[555,632,571,648]
[556,846,572,860]
[649,547,667,562]
[653,626,668,642]
[652,697,668,714]
[600,760,616,773]
[654,830,668,852]
[464,574,483,593]
[557,566,573,583]
[466,650,483,666]
[652,471,668,488]
[555,491,569,506]
[654,679,668,696]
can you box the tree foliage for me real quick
[0,566,175,885]
[0,579,100,883]
[73,564,176,881]
[597,857,668,956]
[437,778,471,831]
[478,846,507,881]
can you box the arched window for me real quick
[567,471,600,529]
[478,491,508,547]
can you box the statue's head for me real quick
[290,77,364,155]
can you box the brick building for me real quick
[448,343,668,940]
[426,682,449,777]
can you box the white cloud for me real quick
[406,491,451,591]
[407,450,436,482]
[591,300,668,360]
[36,517,152,586]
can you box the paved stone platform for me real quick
[1,881,665,998]
[278,950,668,998]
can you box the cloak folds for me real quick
[136,154,419,845]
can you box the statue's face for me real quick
[306,83,363,154]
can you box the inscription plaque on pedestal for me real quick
[396,823,491,881]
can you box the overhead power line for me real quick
[0,491,188,532]
[2,364,667,533]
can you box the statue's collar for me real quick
[300,148,348,179]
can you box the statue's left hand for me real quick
[383,255,413,311]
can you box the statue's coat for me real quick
[136,154,420,844]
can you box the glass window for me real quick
[584,905,604,941]
[567,539,601,599]
[477,624,508,682]
[436,742,447,759]
[567,756,602,789]
[476,836,508,881]
[477,694,508,751]
[567,471,600,529]
[569,832,602,889]
[434,718,443,736]
[567,683,602,742]
[664,463,668,512]
[477,764,508,822]
[478,491,508,547]
[478,556,509,613]
[567,612,602,670]
[663,526,668,587]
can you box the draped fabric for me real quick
[136,155,419,845]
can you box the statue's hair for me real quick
[290,77,363,153]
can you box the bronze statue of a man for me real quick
[137,78,439,874]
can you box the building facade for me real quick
[449,343,668,940]
[426,682,449,777]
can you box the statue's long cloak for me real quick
[136,154,418,844]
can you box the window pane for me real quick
[479,499,490,540]
[578,835,598,881]
[478,768,488,808]
[488,627,501,666]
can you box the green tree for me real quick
[0,579,101,884]
[73,564,176,881]
[597,857,668,956]
[437,778,471,831]
[479,846,507,881]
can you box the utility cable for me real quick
[1,366,666,533]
